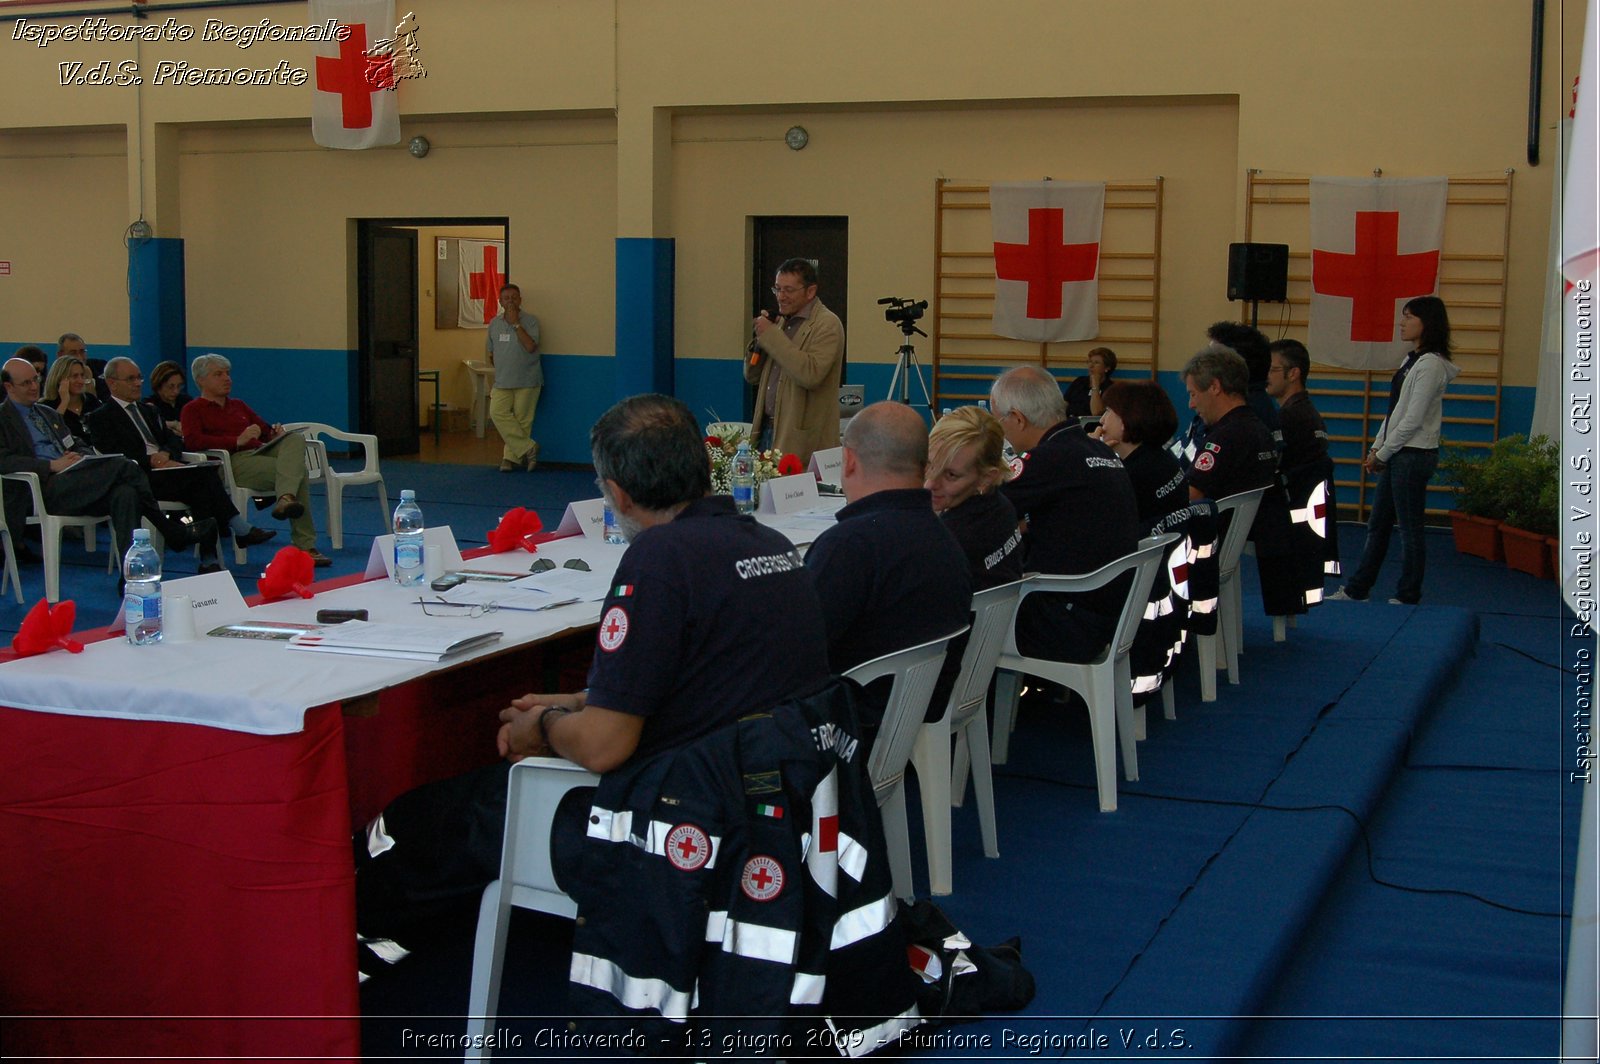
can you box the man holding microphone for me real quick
[744,258,844,465]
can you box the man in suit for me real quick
[745,257,845,465]
[0,357,214,567]
[87,357,274,562]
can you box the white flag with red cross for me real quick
[1308,176,1446,370]
[457,240,506,328]
[990,181,1105,343]
[310,0,400,150]
[1564,4,1598,290]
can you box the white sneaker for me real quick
[1326,588,1365,602]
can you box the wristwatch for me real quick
[537,706,567,747]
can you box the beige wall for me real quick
[0,0,1587,394]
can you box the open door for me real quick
[748,216,849,422]
[359,224,419,456]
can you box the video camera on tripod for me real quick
[877,296,932,406]
[878,296,929,337]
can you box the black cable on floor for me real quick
[996,769,1571,919]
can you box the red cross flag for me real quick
[458,239,506,327]
[990,181,1105,342]
[1308,176,1446,369]
[1565,3,1598,290]
[310,0,400,150]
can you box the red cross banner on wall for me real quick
[310,0,400,150]
[458,239,507,327]
[1308,176,1446,370]
[990,181,1105,343]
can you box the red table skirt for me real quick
[0,628,596,1061]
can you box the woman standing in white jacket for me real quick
[1334,296,1461,605]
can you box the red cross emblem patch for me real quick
[1193,451,1215,472]
[665,823,711,871]
[740,855,785,902]
[598,606,629,652]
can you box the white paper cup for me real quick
[164,593,196,643]
[424,543,445,582]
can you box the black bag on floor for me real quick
[899,899,1035,1019]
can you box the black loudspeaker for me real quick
[1226,242,1289,302]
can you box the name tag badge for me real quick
[758,473,820,515]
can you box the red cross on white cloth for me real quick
[1308,176,1445,370]
[310,0,401,150]
[990,181,1105,343]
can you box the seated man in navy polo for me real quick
[1182,345,1302,617]
[0,357,214,569]
[992,365,1140,663]
[355,393,833,957]
[804,401,971,722]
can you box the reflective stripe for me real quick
[1192,596,1218,614]
[587,807,721,869]
[835,1005,924,1059]
[1305,587,1324,604]
[831,893,896,949]
[717,916,798,965]
[570,952,692,1020]
[358,935,410,965]
[791,971,826,1004]
[837,831,868,882]
[1325,560,1342,574]
[1132,672,1162,695]
[365,814,395,858]
[1193,541,1216,558]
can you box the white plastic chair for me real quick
[0,484,25,604]
[990,534,1179,813]
[282,422,389,550]
[1209,487,1267,691]
[190,450,259,566]
[464,757,599,1056]
[918,578,1026,896]
[844,627,967,902]
[463,360,494,439]
[1,471,113,603]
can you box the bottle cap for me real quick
[401,489,416,499]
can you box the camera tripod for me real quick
[885,329,932,409]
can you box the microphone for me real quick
[748,309,774,363]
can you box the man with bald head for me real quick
[804,401,970,699]
[991,365,1139,663]
[0,357,213,568]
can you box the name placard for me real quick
[555,498,608,542]
[808,447,844,488]
[365,525,464,580]
[758,473,821,515]
[163,569,249,631]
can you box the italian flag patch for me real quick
[754,803,783,819]
[613,584,634,597]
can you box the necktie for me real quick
[127,402,159,448]
[27,406,64,457]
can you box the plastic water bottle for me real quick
[732,442,756,514]
[940,407,953,421]
[393,489,425,586]
[122,528,162,645]
[603,503,627,545]
[978,400,990,413]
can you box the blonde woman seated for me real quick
[926,405,1024,591]
[43,355,102,448]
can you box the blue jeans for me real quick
[1346,448,1438,604]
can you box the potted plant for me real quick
[1439,441,1507,562]
[1497,435,1559,579]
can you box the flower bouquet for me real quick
[705,426,803,496]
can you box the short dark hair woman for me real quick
[1098,380,1186,533]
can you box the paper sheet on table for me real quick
[436,580,580,610]
[506,566,614,601]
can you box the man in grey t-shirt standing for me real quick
[487,282,542,471]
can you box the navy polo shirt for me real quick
[585,494,830,765]
[1121,443,1188,536]
[939,489,1024,592]
[1186,404,1278,502]
[1000,421,1139,611]
[805,487,971,676]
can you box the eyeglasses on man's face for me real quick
[771,285,811,296]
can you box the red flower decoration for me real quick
[705,435,723,449]
[258,546,317,602]
[777,453,803,477]
[12,599,83,657]
[488,506,544,553]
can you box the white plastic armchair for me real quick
[1,470,111,603]
[281,422,389,550]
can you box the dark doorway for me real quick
[748,216,848,422]
[356,216,508,459]
[359,224,420,456]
